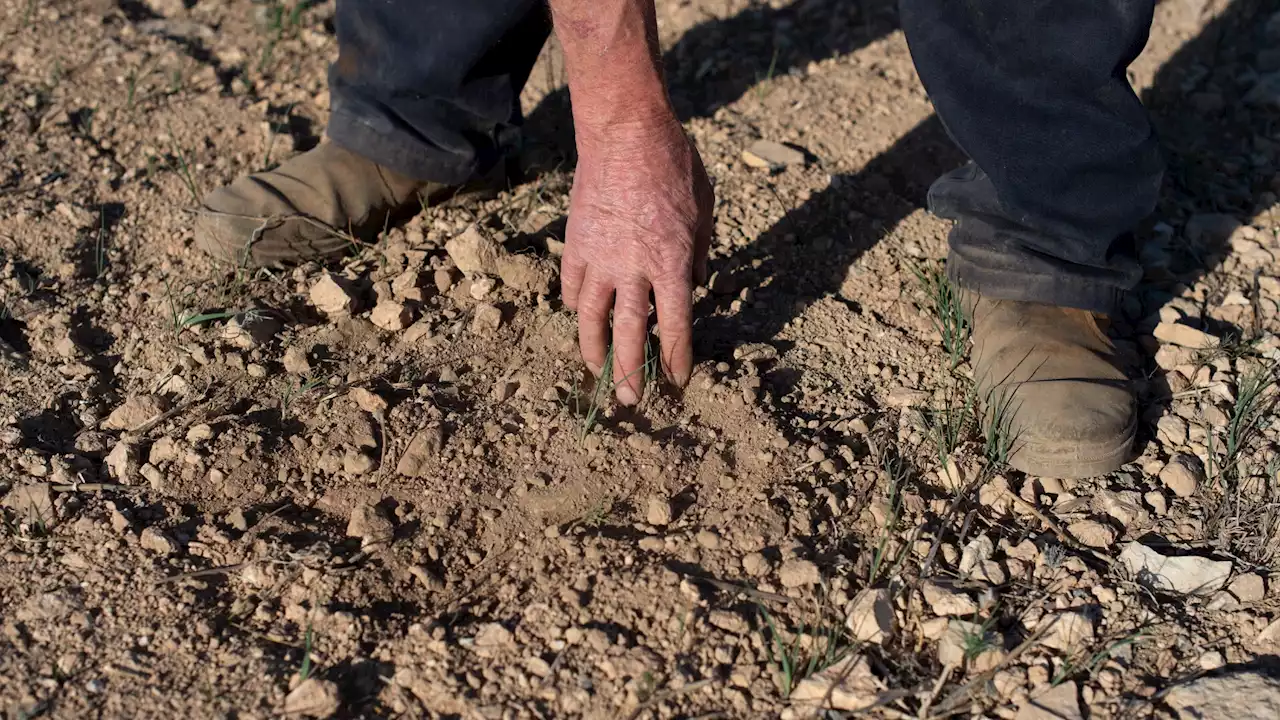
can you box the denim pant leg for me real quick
[327,0,551,185]
[899,0,1165,315]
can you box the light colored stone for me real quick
[396,426,444,477]
[778,558,821,588]
[283,677,340,718]
[349,387,387,415]
[1164,671,1280,719]
[342,449,375,475]
[1228,573,1266,602]
[921,581,978,616]
[646,496,673,526]
[472,622,515,658]
[3,484,55,526]
[471,303,503,334]
[1153,322,1219,349]
[139,526,177,554]
[445,226,501,276]
[1144,490,1168,516]
[496,255,557,295]
[1067,519,1116,549]
[309,274,355,316]
[102,395,170,431]
[346,502,393,547]
[1160,454,1203,498]
[959,534,995,576]
[978,475,1014,515]
[1040,610,1095,652]
[789,655,878,711]
[742,552,768,577]
[1118,542,1232,596]
[1156,415,1188,446]
[845,589,894,644]
[370,300,414,331]
[105,440,141,483]
[742,139,806,169]
[1016,681,1082,720]
[938,455,966,492]
[282,346,311,375]
[938,619,1005,670]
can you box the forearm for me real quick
[547,0,675,141]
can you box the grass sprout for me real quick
[911,261,971,371]
[757,604,853,699]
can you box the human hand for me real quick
[560,118,713,405]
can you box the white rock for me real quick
[445,226,501,276]
[1067,519,1116,549]
[1228,573,1266,602]
[1118,542,1231,596]
[139,526,178,554]
[105,440,141,483]
[646,496,673,526]
[102,395,170,431]
[959,535,995,576]
[346,502,393,547]
[844,588,894,644]
[309,274,355,316]
[283,677,340,718]
[1185,214,1243,245]
[1016,681,1082,720]
[1153,322,1219,349]
[370,300,414,331]
[1040,610,1095,652]
[742,139,806,169]
[938,619,1005,670]
[1164,672,1280,719]
[1160,454,1203,498]
[471,622,515,658]
[789,655,878,711]
[921,581,978,616]
[778,559,821,588]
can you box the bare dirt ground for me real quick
[4,0,1280,718]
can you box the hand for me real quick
[560,118,714,405]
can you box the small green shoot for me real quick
[980,386,1018,468]
[919,383,976,467]
[911,262,971,371]
[281,376,326,419]
[868,451,908,584]
[164,122,200,203]
[757,604,852,699]
[299,624,314,681]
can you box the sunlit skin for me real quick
[549,0,714,405]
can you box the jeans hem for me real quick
[946,251,1124,316]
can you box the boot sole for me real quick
[1005,416,1136,479]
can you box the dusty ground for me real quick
[4,0,1280,718]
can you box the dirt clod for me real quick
[283,677,341,718]
[102,395,170,431]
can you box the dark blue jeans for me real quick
[326,0,1163,315]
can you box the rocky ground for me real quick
[4,0,1280,718]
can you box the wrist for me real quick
[571,83,679,149]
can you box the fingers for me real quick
[653,276,695,388]
[611,279,653,405]
[560,246,587,311]
[576,270,613,379]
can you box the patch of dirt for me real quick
[3,0,1280,718]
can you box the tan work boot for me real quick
[966,292,1135,478]
[194,143,444,267]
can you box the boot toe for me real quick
[1002,379,1136,478]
